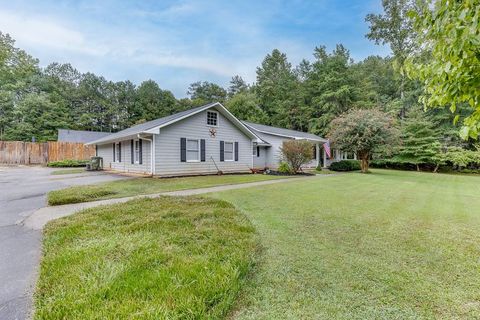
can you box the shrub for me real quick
[47,159,89,167]
[278,162,291,174]
[280,140,314,173]
[329,160,361,172]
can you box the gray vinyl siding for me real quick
[96,139,151,174]
[251,132,319,169]
[253,145,267,169]
[154,108,252,176]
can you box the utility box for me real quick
[86,156,103,171]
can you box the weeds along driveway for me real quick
[0,166,127,320]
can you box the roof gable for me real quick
[88,102,261,145]
[242,121,326,142]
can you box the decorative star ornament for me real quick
[209,127,217,138]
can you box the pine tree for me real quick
[396,111,442,171]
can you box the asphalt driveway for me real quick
[0,166,127,320]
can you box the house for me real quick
[87,102,342,176]
[57,129,111,144]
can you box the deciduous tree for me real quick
[328,109,398,173]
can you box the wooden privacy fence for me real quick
[0,141,96,165]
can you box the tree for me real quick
[304,45,358,135]
[225,91,267,123]
[365,0,417,118]
[256,49,303,129]
[187,81,227,104]
[228,75,248,97]
[279,140,314,173]
[135,80,177,122]
[328,109,398,173]
[0,32,39,139]
[395,111,442,171]
[406,0,480,140]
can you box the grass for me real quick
[47,174,290,206]
[34,196,257,319]
[208,169,480,319]
[50,168,85,175]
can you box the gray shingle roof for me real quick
[242,121,326,142]
[87,102,226,145]
[57,129,111,143]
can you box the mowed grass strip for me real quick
[35,196,257,319]
[50,168,85,175]
[47,174,290,205]
[211,170,480,319]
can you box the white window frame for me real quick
[115,142,121,163]
[252,145,257,156]
[134,139,140,164]
[224,141,234,162]
[206,110,219,127]
[186,138,200,162]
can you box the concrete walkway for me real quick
[24,175,328,230]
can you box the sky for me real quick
[0,0,390,97]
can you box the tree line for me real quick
[0,0,478,172]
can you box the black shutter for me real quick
[200,139,206,162]
[220,141,224,162]
[118,142,122,162]
[131,140,134,164]
[95,145,98,157]
[257,146,260,157]
[113,143,115,162]
[180,138,186,162]
[235,142,239,161]
[139,139,143,164]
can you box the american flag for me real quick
[323,140,331,158]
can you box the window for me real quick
[252,145,257,156]
[312,145,317,160]
[207,110,218,126]
[134,140,140,163]
[224,142,234,161]
[186,139,200,162]
[115,142,121,162]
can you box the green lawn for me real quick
[210,169,480,319]
[35,197,257,319]
[47,174,290,205]
[50,168,85,175]
[37,170,480,319]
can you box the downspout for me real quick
[138,134,154,176]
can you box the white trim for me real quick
[206,110,219,127]
[134,139,140,164]
[87,102,263,145]
[186,138,201,162]
[223,141,235,162]
[137,134,153,175]
[114,142,121,163]
[242,123,326,142]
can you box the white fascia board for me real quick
[145,102,259,140]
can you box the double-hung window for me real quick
[134,140,140,163]
[207,111,218,126]
[186,139,200,162]
[224,142,234,161]
[115,142,121,162]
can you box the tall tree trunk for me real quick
[416,164,420,172]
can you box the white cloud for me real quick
[0,10,107,56]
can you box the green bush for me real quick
[47,159,89,167]
[278,162,291,174]
[329,160,361,172]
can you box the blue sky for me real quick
[0,0,389,97]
